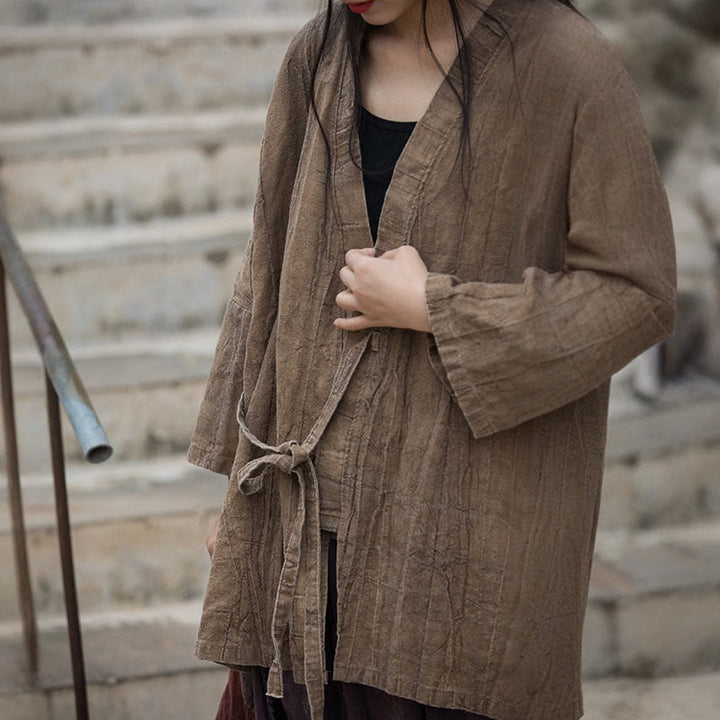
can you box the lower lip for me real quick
[348,2,374,13]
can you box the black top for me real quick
[359,107,417,244]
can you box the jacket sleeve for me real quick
[424,68,677,440]
[187,22,316,475]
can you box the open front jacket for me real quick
[188,1,677,719]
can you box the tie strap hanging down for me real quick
[233,331,376,720]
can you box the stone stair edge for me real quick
[0,598,210,694]
[9,325,220,396]
[16,208,251,268]
[590,518,720,601]
[605,378,720,462]
[14,325,219,362]
[582,671,720,720]
[0,121,264,230]
[0,598,204,638]
[1,451,210,491]
[0,108,267,159]
[0,455,224,534]
[0,13,310,49]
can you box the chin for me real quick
[345,2,394,25]
[360,11,397,26]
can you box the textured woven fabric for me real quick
[188,1,677,719]
[312,110,417,534]
[242,535,496,720]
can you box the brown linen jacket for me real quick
[188,1,677,719]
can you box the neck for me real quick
[385,1,450,42]
[372,1,487,48]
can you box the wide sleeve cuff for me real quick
[425,272,497,439]
[187,441,234,478]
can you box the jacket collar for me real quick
[331,0,527,256]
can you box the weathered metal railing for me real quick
[0,206,113,720]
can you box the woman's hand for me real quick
[334,245,432,333]
[206,515,220,558]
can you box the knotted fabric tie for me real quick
[233,332,375,720]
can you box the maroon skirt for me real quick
[215,536,495,720]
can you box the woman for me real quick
[190,1,677,719]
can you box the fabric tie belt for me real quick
[233,331,375,720]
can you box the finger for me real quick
[335,289,361,312]
[334,314,375,331]
[345,247,375,268]
[338,265,355,290]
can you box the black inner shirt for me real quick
[359,107,417,244]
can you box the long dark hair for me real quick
[308,0,579,180]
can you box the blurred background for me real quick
[0,0,718,718]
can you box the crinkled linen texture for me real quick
[187,1,677,719]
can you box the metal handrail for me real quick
[0,212,112,463]
[0,205,113,720]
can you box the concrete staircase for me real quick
[0,3,311,717]
[0,1,718,718]
[0,4,310,472]
[585,375,720,679]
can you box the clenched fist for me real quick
[334,245,431,333]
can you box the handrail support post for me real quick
[46,372,89,720]
[0,259,39,681]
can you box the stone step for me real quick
[0,328,218,472]
[0,456,226,621]
[0,15,307,122]
[0,600,230,719]
[582,671,720,720]
[0,0,317,26]
[0,109,264,231]
[6,210,250,349]
[600,372,720,533]
[600,434,720,534]
[583,518,720,679]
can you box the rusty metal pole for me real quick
[46,371,89,720]
[0,258,39,680]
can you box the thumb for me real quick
[359,247,375,255]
